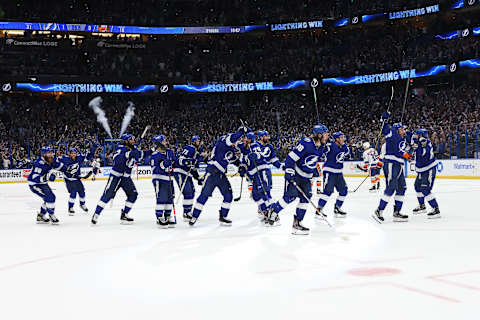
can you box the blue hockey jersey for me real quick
[382,123,409,165]
[27,157,64,185]
[174,144,201,176]
[58,148,95,181]
[414,139,436,172]
[238,141,269,176]
[111,146,151,178]
[285,137,325,179]
[208,131,243,173]
[261,143,282,169]
[323,142,350,174]
[151,149,175,181]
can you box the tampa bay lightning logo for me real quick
[225,151,236,163]
[260,147,271,158]
[336,152,346,163]
[67,163,79,175]
[450,63,457,73]
[304,155,319,169]
[399,141,407,153]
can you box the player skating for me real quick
[266,124,329,235]
[412,128,441,219]
[316,131,350,219]
[174,135,203,221]
[58,145,96,215]
[189,125,251,226]
[360,142,382,192]
[28,147,66,224]
[150,134,176,228]
[238,132,274,223]
[372,112,413,223]
[91,133,149,225]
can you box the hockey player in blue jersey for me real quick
[150,134,176,228]
[189,125,250,226]
[267,124,329,235]
[91,133,149,225]
[28,146,66,224]
[58,146,95,215]
[316,131,350,219]
[256,130,284,218]
[412,128,441,219]
[174,135,203,221]
[372,112,413,223]
[237,132,274,223]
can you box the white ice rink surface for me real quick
[1,175,480,320]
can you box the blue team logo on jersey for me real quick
[67,163,80,175]
[336,152,347,163]
[304,155,319,169]
[260,147,271,158]
[225,151,236,163]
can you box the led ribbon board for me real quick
[323,65,447,86]
[173,80,306,93]
[0,22,266,35]
[16,83,156,93]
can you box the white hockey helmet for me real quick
[362,142,370,150]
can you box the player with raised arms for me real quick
[372,112,413,223]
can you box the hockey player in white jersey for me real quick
[361,142,382,191]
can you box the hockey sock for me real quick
[295,202,308,220]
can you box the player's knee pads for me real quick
[339,188,348,197]
[78,190,86,198]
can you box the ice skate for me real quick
[372,208,384,223]
[427,207,441,219]
[120,210,134,224]
[292,216,309,235]
[412,204,426,214]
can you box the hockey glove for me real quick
[238,164,247,177]
[285,168,295,182]
[48,173,56,182]
[402,153,413,161]
[376,161,383,169]
[381,111,390,121]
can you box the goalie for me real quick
[357,142,382,192]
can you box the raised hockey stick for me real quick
[311,78,320,123]
[291,180,333,228]
[349,86,395,194]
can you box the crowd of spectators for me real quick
[1,20,479,82]
[1,79,479,169]
[0,1,449,27]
